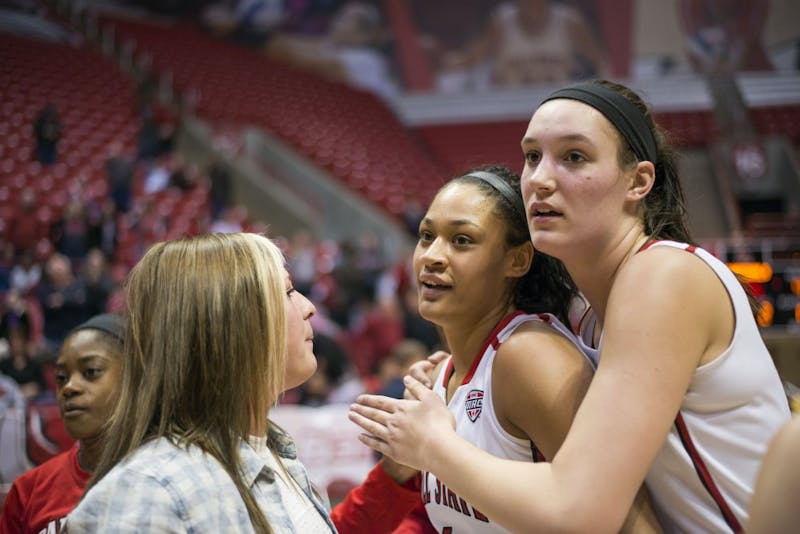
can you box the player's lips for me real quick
[529,202,563,220]
[419,274,452,298]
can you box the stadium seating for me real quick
[93,15,446,218]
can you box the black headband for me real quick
[541,82,657,163]
[465,171,526,224]
[69,313,126,342]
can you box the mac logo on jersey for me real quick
[465,389,484,422]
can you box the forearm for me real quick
[422,429,615,534]
[330,462,420,534]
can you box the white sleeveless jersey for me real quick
[587,241,790,533]
[422,311,590,533]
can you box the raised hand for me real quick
[348,375,456,471]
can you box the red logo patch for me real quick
[465,389,484,422]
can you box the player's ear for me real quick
[506,241,533,279]
[627,160,655,201]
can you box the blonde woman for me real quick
[65,233,417,533]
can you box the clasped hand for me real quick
[348,374,455,472]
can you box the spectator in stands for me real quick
[37,254,89,350]
[435,0,607,90]
[377,338,427,399]
[286,228,318,297]
[209,204,247,234]
[32,103,62,165]
[400,198,425,238]
[81,249,114,317]
[136,110,161,162]
[264,1,400,100]
[0,316,45,401]
[400,282,441,351]
[1,288,33,350]
[208,160,233,221]
[52,199,90,262]
[105,142,134,214]
[7,189,48,256]
[65,233,419,532]
[0,240,14,293]
[296,332,343,406]
[168,154,196,191]
[356,230,386,292]
[375,248,442,352]
[142,154,171,195]
[0,313,126,533]
[329,239,371,328]
[86,200,119,259]
[10,249,42,297]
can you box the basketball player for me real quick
[350,80,790,532]
[383,166,659,532]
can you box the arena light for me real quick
[727,262,773,284]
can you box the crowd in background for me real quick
[0,208,443,411]
[0,110,443,410]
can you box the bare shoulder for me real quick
[620,244,719,285]
[496,320,589,376]
[493,320,591,408]
[492,319,592,456]
[612,245,731,320]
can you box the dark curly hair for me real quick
[450,165,578,326]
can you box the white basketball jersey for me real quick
[422,311,587,533]
[632,241,789,533]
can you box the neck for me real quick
[77,435,104,472]
[562,228,650,328]
[442,305,513,383]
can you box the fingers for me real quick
[402,374,434,401]
[348,402,392,434]
[407,360,434,388]
[355,394,398,412]
[357,433,390,456]
[428,350,450,365]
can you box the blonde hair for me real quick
[89,233,287,533]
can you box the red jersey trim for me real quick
[440,311,525,388]
[639,239,696,254]
[674,413,742,533]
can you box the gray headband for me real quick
[465,171,526,224]
[541,82,657,163]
